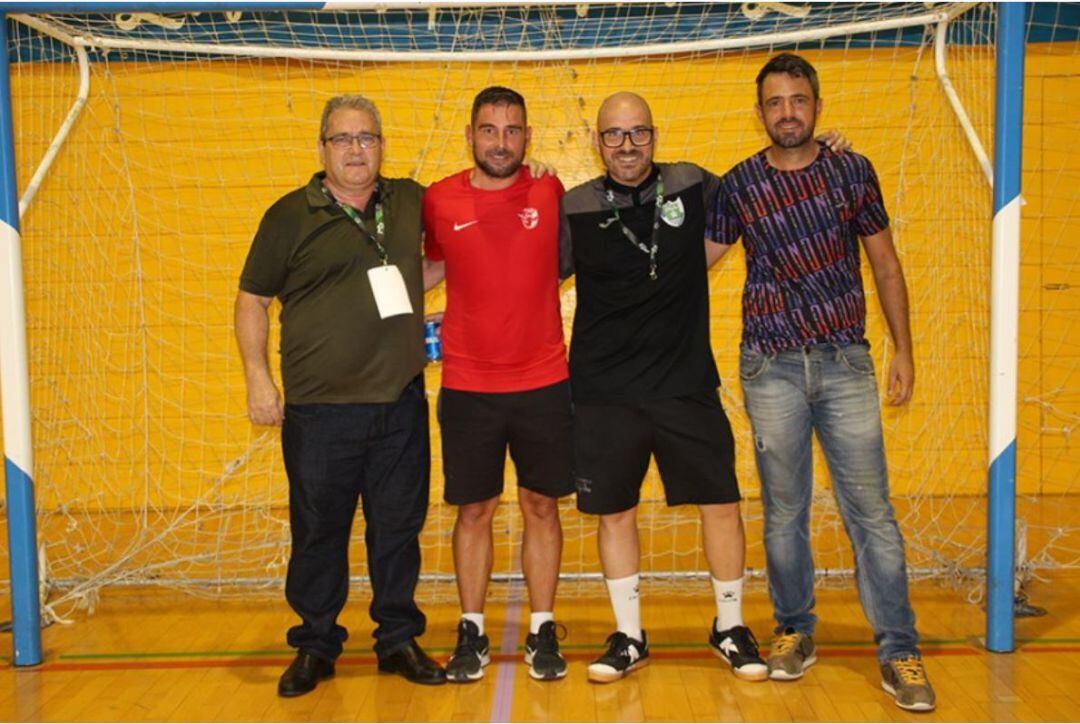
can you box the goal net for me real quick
[3,2,1078,617]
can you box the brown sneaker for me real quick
[767,628,816,680]
[881,656,936,712]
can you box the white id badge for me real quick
[367,264,414,319]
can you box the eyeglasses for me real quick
[323,132,382,150]
[599,126,655,148]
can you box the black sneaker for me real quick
[587,630,649,683]
[708,621,768,681]
[524,621,568,681]
[446,619,490,683]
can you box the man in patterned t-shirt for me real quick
[711,54,936,712]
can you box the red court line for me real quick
[28,643,1080,673]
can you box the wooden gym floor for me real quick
[0,572,1077,722]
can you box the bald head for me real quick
[597,92,653,129]
[595,92,656,187]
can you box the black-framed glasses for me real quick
[599,126,655,148]
[323,132,382,150]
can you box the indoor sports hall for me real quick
[0,2,1077,721]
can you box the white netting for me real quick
[2,3,1078,617]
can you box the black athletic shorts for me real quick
[438,379,575,505]
[573,389,740,515]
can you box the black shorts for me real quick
[573,389,740,515]
[439,380,575,505]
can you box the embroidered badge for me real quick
[660,197,685,227]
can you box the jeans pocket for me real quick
[739,348,771,382]
[836,344,875,376]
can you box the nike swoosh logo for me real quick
[453,220,478,231]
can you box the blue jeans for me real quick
[740,343,919,663]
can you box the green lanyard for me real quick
[321,181,388,265]
[604,175,665,281]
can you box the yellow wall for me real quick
[2,43,1077,582]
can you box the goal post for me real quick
[1,2,1074,650]
[0,10,42,667]
[986,0,1027,655]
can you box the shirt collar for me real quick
[305,171,384,212]
[601,164,660,207]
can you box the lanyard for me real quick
[604,175,664,281]
[321,181,388,265]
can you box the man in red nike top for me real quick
[422,86,572,683]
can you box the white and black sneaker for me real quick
[708,620,768,681]
[587,630,649,683]
[524,621,568,681]
[446,619,490,683]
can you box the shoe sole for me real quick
[587,658,648,684]
[377,664,447,686]
[708,644,768,682]
[767,654,817,681]
[447,651,491,683]
[524,650,568,681]
[278,670,334,698]
[881,681,936,712]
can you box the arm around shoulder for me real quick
[705,240,733,269]
[422,257,446,291]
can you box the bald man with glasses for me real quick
[559,92,767,684]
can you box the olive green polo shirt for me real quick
[240,172,426,404]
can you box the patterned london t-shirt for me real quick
[711,143,890,355]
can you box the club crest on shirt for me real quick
[518,207,539,230]
[660,197,685,227]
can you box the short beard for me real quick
[474,151,523,179]
[767,123,815,149]
[606,151,651,186]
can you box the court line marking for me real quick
[490,584,524,723]
[20,643,1080,673]
[52,636,1080,661]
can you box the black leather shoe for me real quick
[378,640,447,685]
[278,652,335,697]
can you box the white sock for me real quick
[712,576,744,632]
[530,611,554,635]
[462,612,484,636]
[605,573,642,641]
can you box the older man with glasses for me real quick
[235,94,446,697]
